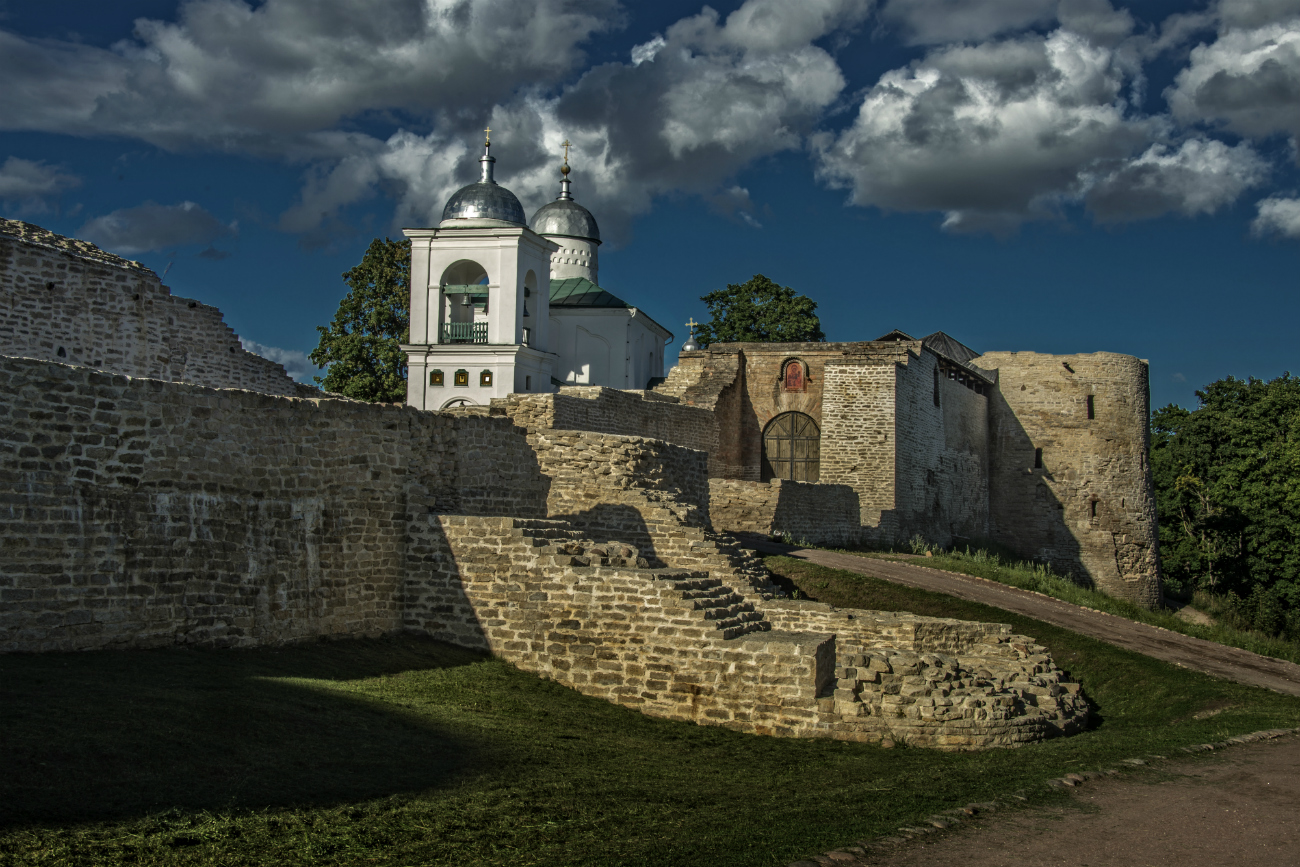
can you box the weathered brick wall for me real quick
[977,351,1161,607]
[0,355,546,652]
[0,220,297,396]
[492,386,722,475]
[708,479,861,547]
[892,350,990,546]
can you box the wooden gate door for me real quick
[761,412,820,482]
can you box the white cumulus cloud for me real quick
[276,0,872,243]
[1084,138,1268,221]
[0,0,621,155]
[880,0,1055,46]
[1167,6,1300,148]
[239,338,320,382]
[815,26,1157,231]
[1251,194,1300,236]
[80,201,237,255]
[0,156,80,210]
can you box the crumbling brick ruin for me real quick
[0,221,1110,749]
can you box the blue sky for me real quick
[2,0,1298,410]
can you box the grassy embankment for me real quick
[845,545,1300,665]
[3,564,1300,867]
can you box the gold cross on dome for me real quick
[484,126,491,146]
[685,317,698,332]
[562,139,571,164]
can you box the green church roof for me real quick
[549,276,630,308]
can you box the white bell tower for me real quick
[401,132,559,410]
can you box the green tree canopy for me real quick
[1152,373,1300,637]
[694,274,826,346]
[310,237,411,402]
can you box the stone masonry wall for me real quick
[708,479,862,547]
[0,220,298,396]
[892,350,990,546]
[403,516,1089,748]
[977,351,1161,607]
[0,354,547,653]
[491,386,722,475]
[820,357,900,536]
[0,352,1093,750]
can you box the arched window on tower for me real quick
[762,412,820,482]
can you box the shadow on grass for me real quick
[0,636,489,828]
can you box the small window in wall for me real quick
[1034,447,1043,469]
[430,369,444,387]
[1090,499,1099,518]
[525,375,532,391]
[933,368,940,407]
[480,370,493,387]
[454,369,469,387]
[1086,395,1095,419]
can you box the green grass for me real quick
[3,585,1300,867]
[844,546,1300,665]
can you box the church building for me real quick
[400,136,672,410]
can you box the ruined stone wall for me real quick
[492,386,721,475]
[707,479,861,547]
[402,516,1089,748]
[652,350,747,477]
[0,220,297,396]
[529,429,711,562]
[892,351,990,546]
[977,351,1161,607]
[0,354,547,653]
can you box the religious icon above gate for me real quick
[781,358,807,392]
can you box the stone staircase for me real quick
[658,571,768,640]
[407,513,1091,749]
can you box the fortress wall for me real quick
[492,386,721,474]
[530,429,711,561]
[707,479,861,547]
[820,359,899,535]
[0,354,546,653]
[977,351,1161,607]
[892,351,990,546]
[0,220,297,396]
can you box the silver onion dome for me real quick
[530,161,601,243]
[441,141,526,225]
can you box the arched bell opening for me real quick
[440,260,490,342]
[761,411,821,482]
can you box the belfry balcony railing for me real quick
[441,322,488,344]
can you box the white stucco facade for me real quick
[402,145,672,410]
[549,307,671,389]
[401,220,560,410]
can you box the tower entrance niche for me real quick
[762,412,821,482]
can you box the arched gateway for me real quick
[761,412,820,482]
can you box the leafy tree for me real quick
[311,237,410,402]
[1152,373,1300,638]
[694,274,826,346]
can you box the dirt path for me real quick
[746,541,1300,697]
[798,732,1300,867]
